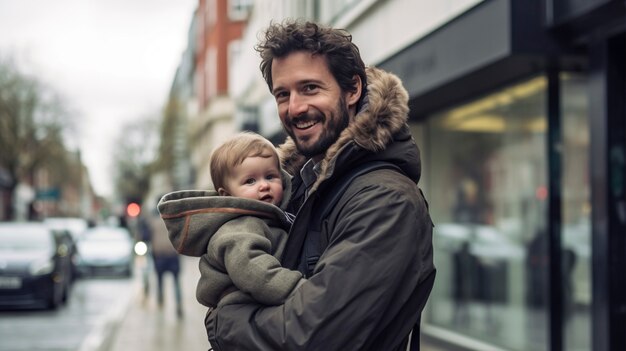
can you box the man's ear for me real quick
[346,74,363,108]
[217,188,230,197]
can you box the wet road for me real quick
[0,277,133,351]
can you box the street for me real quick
[0,276,133,351]
[0,255,208,351]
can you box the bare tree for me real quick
[112,114,160,204]
[0,58,76,219]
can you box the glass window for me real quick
[207,0,217,27]
[560,73,591,350]
[205,47,217,100]
[424,76,550,350]
[228,0,252,21]
[420,73,592,350]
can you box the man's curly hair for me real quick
[255,19,367,100]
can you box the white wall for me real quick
[320,0,484,66]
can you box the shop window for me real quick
[560,73,591,351]
[420,73,592,350]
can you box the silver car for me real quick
[75,226,134,278]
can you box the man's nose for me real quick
[288,93,308,117]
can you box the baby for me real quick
[158,131,303,307]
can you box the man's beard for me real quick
[285,97,350,159]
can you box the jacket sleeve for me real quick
[207,180,433,351]
[211,217,303,306]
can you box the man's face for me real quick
[271,51,360,160]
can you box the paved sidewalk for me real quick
[105,256,210,351]
[103,255,450,351]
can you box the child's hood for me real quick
[157,190,291,257]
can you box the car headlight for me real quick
[30,258,54,275]
[134,241,148,256]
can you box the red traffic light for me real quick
[126,202,141,217]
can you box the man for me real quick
[205,20,435,350]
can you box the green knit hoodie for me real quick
[158,180,304,307]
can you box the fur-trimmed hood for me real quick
[277,66,420,192]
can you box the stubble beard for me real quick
[285,97,350,159]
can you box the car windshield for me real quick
[0,226,53,251]
[44,217,88,238]
[81,228,130,243]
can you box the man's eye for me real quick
[274,91,288,101]
[303,84,317,93]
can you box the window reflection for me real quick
[420,73,591,350]
[560,73,591,350]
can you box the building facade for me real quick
[190,0,252,189]
[319,0,623,350]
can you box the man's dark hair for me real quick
[256,20,367,101]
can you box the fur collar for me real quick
[278,66,409,190]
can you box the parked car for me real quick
[75,226,134,277]
[0,222,73,310]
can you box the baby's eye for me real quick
[266,174,278,181]
[244,178,256,185]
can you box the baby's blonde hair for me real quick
[210,131,280,191]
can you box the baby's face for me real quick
[222,155,284,206]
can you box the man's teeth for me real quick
[295,120,317,129]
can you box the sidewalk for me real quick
[103,255,450,351]
[105,256,209,351]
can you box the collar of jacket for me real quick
[278,66,412,193]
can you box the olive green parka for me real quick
[206,67,435,351]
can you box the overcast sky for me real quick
[0,0,197,198]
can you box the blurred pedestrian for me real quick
[202,19,435,351]
[137,216,153,299]
[159,132,304,309]
[147,197,183,317]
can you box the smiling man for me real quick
[204,20,436,351]
[271,50,356,161]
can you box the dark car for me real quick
[75,226,134,277]
[0,222,73,310]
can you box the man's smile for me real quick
[294,120,318,130]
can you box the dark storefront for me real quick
[379,1,625,350]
